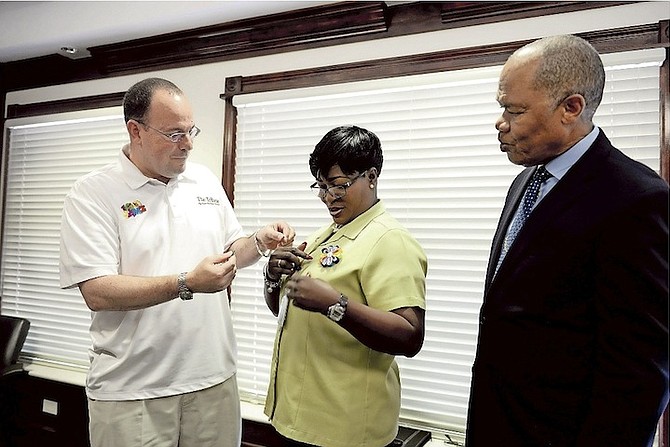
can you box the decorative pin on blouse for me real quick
[320,245,342,267]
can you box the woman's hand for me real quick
[285,275,339,314]
[266,242,311,280]
[285,274,425,356]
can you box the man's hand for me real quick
[257,221,296,251]
[186,251,237,293]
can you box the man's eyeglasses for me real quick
[136,120,201,143]
[310,171,367,199]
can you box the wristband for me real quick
[263,264,281,293]
[254,231,271,257]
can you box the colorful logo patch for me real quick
[320,245,342,267]
[121,200,147,219]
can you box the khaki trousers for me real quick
[88,375,241,447]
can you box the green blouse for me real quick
[264,200,427,447]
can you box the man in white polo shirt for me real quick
[60,77,294,447]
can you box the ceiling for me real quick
[0,1,339,63]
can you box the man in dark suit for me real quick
[465,34,668,446]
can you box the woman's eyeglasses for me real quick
[310,171,367,199]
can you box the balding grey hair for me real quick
[512,35,605,121]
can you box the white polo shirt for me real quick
[60,146,246,401]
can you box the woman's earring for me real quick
[369,184,375,189]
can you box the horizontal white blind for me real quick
[231,48,664,436]
[594,52,663,171]
[1,114,127,369]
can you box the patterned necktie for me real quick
[495,165,552,274]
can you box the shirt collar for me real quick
[312,200,386,249]
[334,200,386,241]
[119,144,195,189]
[545,126,599,179]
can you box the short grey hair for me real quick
[123,78,183,124]
[512,34,605,121]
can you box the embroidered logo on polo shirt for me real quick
[197,196,220,206]
[320,245,342,267]
[121,200,147,219]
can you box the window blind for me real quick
[230,48,664,438]
[1,113,127,369]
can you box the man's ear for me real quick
[127,120,142,142]
[561,94,586,123]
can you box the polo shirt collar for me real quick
[328,200,386,241]
[119,145,196,189]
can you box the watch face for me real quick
[327,303,345,321]
[179,290,193,301]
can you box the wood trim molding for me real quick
[6,92,125,120]
[221,21,668,99]
[659,20,669,185]
[0,1,637,92]
[439,1,632,27]
[661,405,670,447]
[87,1,636,76]
[222,96,237,205]
[88,2,389,75]
[88,1,638,76]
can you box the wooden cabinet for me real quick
[0,373,89,447]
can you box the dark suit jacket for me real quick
[466,130,669,446]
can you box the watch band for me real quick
[177,272,193,300]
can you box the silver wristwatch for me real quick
[177,272,193,301]
[327,294,348,322]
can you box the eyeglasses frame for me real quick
[310,170,368,199]
[135,120,201,143]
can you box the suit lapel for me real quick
[487,131,611,290]
[485,167,534,286]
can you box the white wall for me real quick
[5,1,669,178]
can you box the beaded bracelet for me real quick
[263,264,281,293]
[254,231,271,257]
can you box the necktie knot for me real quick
[533,165,552,183]
[522,166,552,214]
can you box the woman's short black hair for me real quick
[309,125,383,178]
